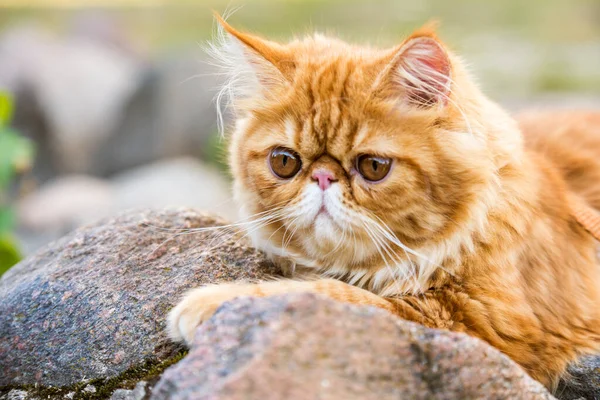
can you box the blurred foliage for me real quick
[0,0,598,100]
[0,92,35,276]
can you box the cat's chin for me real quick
[313,212,339,242]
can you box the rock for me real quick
[82,385,97,394]
[91,52,223,177]
[0,209,281,397]
[0,22,228,183]
[0,25,142,175]
[1,207,593,399]
[152,54,223,159]
[32,37,141,174]
[89,67,162,176]
[15,158,236,256]
[17,175,115,233]
[556,355,600,400]
[111,157,235,221]
[109,381,148,400]
[0,390,30,400]
[1,22,227,182]
[152,293,555,400]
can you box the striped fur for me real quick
[169,16,600,389]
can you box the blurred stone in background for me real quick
[91,53,223,177]
[0,12,233,255]
[0,23,141,178]
[0,14,224,181]
[16,158,234,254]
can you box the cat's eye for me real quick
[356,155,392,182]
[269,147,302,179]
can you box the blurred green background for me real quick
[0,0,598,274]
[2,0,599,98]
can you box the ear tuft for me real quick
[407,19,441,40]
[391,34,451,108]
[213,12,293,74]
[207,13,295,133]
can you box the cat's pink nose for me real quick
[312,169,338,190]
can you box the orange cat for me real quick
[168,15,600,389]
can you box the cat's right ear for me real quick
[210,13,295,101]
[373,23,452,108]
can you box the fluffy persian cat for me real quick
[168,14,600,389]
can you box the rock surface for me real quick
[152,293,555,400]
[17,174,114,233]
[94,53,222,177]
[1,208,598,399]
[111,157,234,220]
[557,355,600,400]
[16,158,235,255]
[0,209,281,396]
[109,381,148,400]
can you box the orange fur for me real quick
[168,17,600,389]
[519,110,600,208]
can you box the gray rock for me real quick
[90,67,162,177]
[16,158,236,256]
[67,11,147,60]
[152,293,555,400]
[82,385,97,394]
[90,51,224,177]
[35,37,140,173]
[1,23,225,182]
[111,157,235,221]
[0,25,142,175]
[110,381,148,400]
[0,209,281,396]
[556,355,600,400]
[0,390,30,400]
[17,174,115,233]
[2,207,595,399]
[79,45,226,178]
[153,53,223,158]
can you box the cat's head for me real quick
[215,15,523,289]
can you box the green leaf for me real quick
[0,91,14,127]
[0,127,34,189]
[0,234,21,277]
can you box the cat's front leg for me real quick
[167,283,260,345]
[167,279,397,346]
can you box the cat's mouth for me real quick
[313,204,343,233]
[317,205,329,216]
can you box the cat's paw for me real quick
[167,284,253,346]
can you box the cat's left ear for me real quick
[376,24,452,108]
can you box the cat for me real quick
[167,14,600,389]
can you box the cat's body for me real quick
[168,16,600,389]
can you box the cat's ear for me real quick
[211,13,295,100]
[377,24,452,107]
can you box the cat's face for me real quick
[218,17,520,280]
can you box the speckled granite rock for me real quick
[109,381,148,400]
[0,208,596,400]
[0,209,281,397]
[557,355,600,400]
[152,293,555,400]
